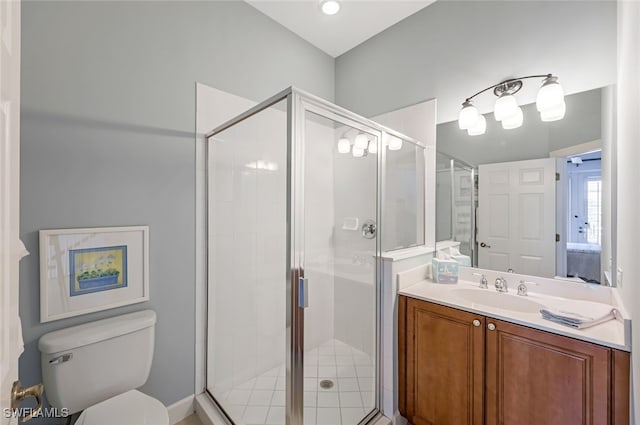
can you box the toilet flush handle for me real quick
[49,353,73,364]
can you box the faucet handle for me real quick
[473,272,488,289]
[495,276,508,292]
[517,280,538,296]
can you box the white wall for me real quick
[616,1,640,423]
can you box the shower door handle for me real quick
[298,277,309,309]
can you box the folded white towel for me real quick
[540,300,618,329]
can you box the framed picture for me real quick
[39,226,149,323]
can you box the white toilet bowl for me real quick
[75,390,169,425]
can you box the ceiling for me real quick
[245,0,437,57]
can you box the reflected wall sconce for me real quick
[458,74,565,136]
[336,133,387,157]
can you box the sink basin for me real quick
[451,288,543,313]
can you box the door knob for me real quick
[487,323,496,331]
[472,319,481,327]
[11,380,44,422]
[480,242,491,248]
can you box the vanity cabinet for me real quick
[398,296,630,425]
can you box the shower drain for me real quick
[319,379,334,390]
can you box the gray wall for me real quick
[436,89,603,166]
[20,1,334,421]
[335,1,616,123]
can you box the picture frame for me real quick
[39,226,149,323]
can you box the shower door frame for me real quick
[204,87,422,425]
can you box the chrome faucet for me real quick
[495,277,508,293]
[517,280,538,296]
[472,272,488,289]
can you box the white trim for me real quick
[167,394,195,424]
[195,393,230,425]
[380,245,435,262]
[194,84,207,395]
[549,139,602,158]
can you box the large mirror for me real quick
[436,86,615,285]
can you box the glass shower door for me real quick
[295,101,380,425]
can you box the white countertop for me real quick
[400,278,631,351]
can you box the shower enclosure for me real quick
[436,152,477,262]
[204,87,424,425]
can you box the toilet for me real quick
[38,310,169,425]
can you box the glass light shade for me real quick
[337,137,351,153]
[368,140,378,154]
[354,133,369,150]
[536,76,564,112]
[352,146,365,158]
[494,94,519,121]
[501,106,523,129]
[467,114,487,136]
[388,136,403,151]
[458,101,479,130]
[321,0,340,15]
[540,101,566,122]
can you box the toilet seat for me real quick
[75,390,169,425]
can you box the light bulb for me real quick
[321,0,340,15]
[354,134,369,150]
[540,101,566,122]
[494,94,519,121]
[536,75,564,112]
[458,100,479,130]
[337,138,351,154]
[352,146,365,158]
[388,137,403,151]
[467,114,487,136]
[501,106,523,129]
[368,140,378,154]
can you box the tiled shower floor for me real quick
[214,339,375,425]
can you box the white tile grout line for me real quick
[211,340,375,425]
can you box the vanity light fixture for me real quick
[354,133,370,150]
[352,146,365,158]
[388,136,403,151]
[336,133,391,156]
[320,0,340,15]
[337,137,351,154]
[458,74,565,136]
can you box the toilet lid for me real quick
[76,390,169,425]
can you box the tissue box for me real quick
[432,258,459,284]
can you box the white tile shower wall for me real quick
[198,84,258,394]
[204,91,290,395]
[304,117,337,350]
[331,136,377,357]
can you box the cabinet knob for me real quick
[473,319,481,327]
[487,323,496,331]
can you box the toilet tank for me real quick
[38,310,156,414]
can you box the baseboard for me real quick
[167,394,195,424]
[195,393,232,425]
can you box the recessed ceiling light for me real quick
[320,0,340,15]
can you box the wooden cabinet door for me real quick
[404,298,485,425]
[485,318,611,425]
